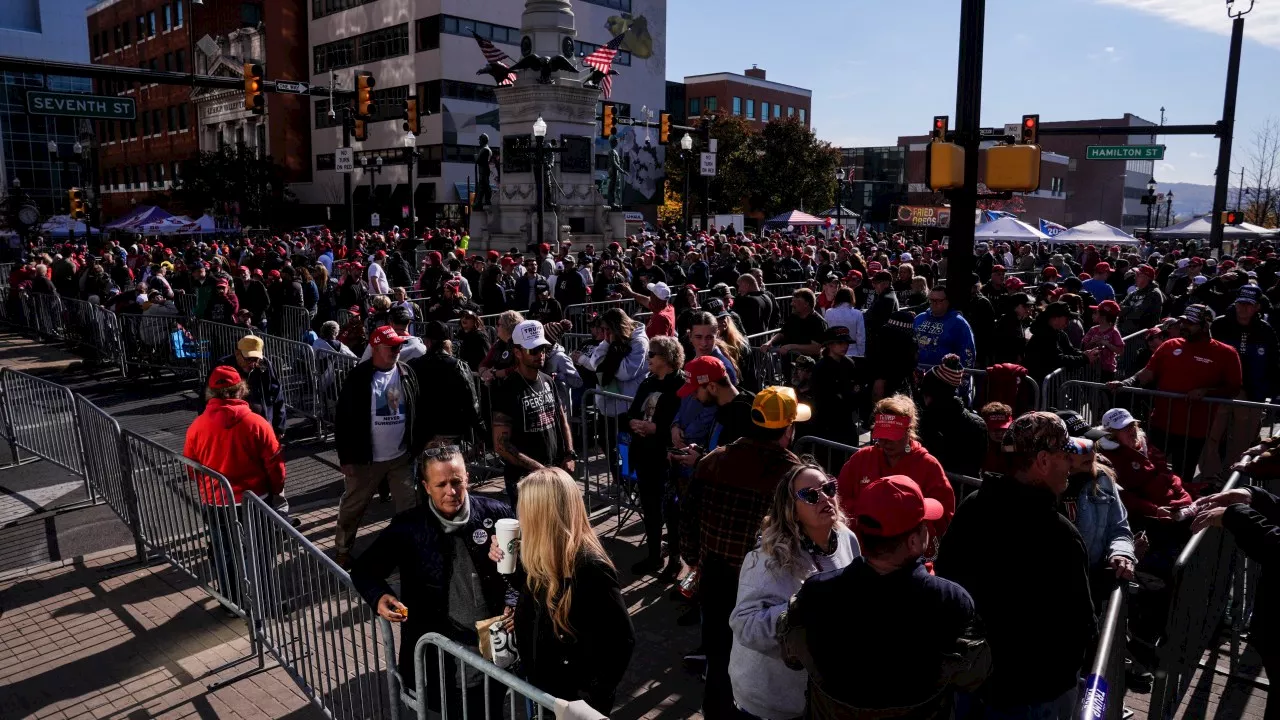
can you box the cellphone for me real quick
[669,448,690,456]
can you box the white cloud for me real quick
[1096,0,1280,49]
[1158,162,1178,173]
[1189,151,1206,158]
[1104,46,1116,52]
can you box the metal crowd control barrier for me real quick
[564,299,638,334]
[793,436,858,476]
[1076,584,1129,720]
[0,368,93,506]
[118,312,205,379]
[315,346,361,431]
[1147,471,1245,720]
[194,320,323,434]
[944,472,983,505]
[275,305,312,342]
[242,492,396,720]
[578,388,636,516]
[1038,329,1148,412]
[74,393,146,562]
[174,292,197,319]
[26,292,64,339]
[401,632,607,720]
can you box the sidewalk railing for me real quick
[793,435,858,476]
[1077,584,1129,720]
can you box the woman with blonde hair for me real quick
[489,468,634,713]
[479,309,523,381]
[729,461,859,720]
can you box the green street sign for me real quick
[26,91,136,120]
[1086,145,1166,161]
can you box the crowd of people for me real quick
[10,219,1279,719]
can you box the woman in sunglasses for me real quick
[728,460,860,720]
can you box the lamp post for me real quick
[835,167,846,237]
[1142,177,1158,241]
[361,155,383,227]
[680,133,693,233]
[404,130,418,236]
[532,116,547,251]
[1164,190,1174,227]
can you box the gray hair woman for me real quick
[312,320,356,357]
[729,461,860,720]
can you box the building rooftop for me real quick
[682,66,811,97]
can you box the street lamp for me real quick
[835,167,846,237]
[533,116,548,250]
[404,130,419,234]
[1143,177,1159,241]
[1165,190,1174,227]
[680,133,693,233]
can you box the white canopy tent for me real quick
[974,216,1049,242]
[38,215,101,237]
[1044,220,1141,246]
[1150,215,1274,240]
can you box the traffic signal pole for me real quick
[945,0,985,316]
[343,108,354,257]
[1209,15,1244,251]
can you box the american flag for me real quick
[583,33,626,98]
[472,31,517,86]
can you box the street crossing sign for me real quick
[27,91,135,120]
[274,81,309,94]
[700,152,716,177]
[1086,145,1166,161]
[335,147,354,173]
[370,213,381,228]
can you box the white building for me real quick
[191,28,271,157]
[292,0,667,228]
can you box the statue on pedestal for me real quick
[474,134,493,210]
[605,136,624,209]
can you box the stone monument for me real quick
[468,0,625,250]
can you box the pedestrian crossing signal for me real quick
[1223,211,1243,226]
[354,117,368,142]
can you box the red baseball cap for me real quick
[871,413,912,441]
[1005,277,1025,291]
[677,356,728,398]
[854,476,944,538]
[992,264,1006,273]
[369,326,408,348]
[207,365,242,390]
[1136,265,1156,279]
[1093,262,1112,273]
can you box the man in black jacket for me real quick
[1023,301,1094,384]
[334,326,423,568]
[206,334,285,437]
[936,411,1096,717]
[351,445,515,713]
[408,321,482,445]
[734,274,774,336]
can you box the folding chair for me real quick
[611,430,645,537]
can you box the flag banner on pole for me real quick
[1039,218,1067,237]
[583,34,626,99]
[473,31,517,86]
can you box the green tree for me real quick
[663,112,755,223]
[171,145,293,228]
[749,117,840,216]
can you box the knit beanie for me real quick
[921,354,964,399]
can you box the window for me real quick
[105,120,115,142]
[580,0,631,10]
[164,52,173,71]
[241,3,262,25]
[149,57,158,72]
[732,97,741,115]
[137,16,146,40]
[121,22,130,45]
[168,106,177,132]
[313,23,409,73]
[92,35,100,58]
[177,104,188,129]
[141,112,149,136]
[101,30,109,53]
[688,98,700,116]
[152,109,162,134]
[316,153,336,171]
[369,85,409,123]
[147,11,156,36]
[175,50,185,72]
[145,165,154,187]
[704,97,717,112]
[746,99,755,119]
[760,102,769,121]
[313,0,378,21]
[162,5,171,31]
[799,108,806,123]
[113,26,121,49]
[171,161,181,181]
[414,16,440,51]
[127,166,137,188]
[774,105,781,119]
[175,1,183,27]
[787,106,794,117]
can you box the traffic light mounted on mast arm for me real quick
[602,104,615,139]
[403,97,418,136]
[68,188,85,219]
[659,112,670,144]
[927,116,964,191]
[244,63,264,114]
[985,114,1042,193]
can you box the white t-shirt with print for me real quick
[370,366,407,462]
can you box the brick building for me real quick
[681,66,810,130]
[86,0,310,221]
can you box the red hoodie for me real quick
[1098,438,1193,519]
[836,441,955,536]
[184,398,285,505]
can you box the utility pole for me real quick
[700,118,711,233]
[1210,12,1246,251]
[343,107,354,257]
[944,0,985,316]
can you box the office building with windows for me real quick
[0,0,97,219]
[681,66,810,131]
[86,0,311,220]
[296,0,668,228]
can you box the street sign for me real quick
[1004,122,1022,137]
[335,147,354,173]
[700,152,716,177]
[708,139,719,153]
[370,212,380,228]
[1086,145,1166,161]
[27,91,135,120]
[275,80,309,95]
[402,205,410,218]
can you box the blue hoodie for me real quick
[913,309,976,368]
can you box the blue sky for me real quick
[666,0,1280,186]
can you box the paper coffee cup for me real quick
[495,518,521,574]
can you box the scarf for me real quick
[428,495,471,534]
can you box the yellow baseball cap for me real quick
[237,335,265,359]
[751,386,812,429]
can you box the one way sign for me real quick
[274,81,309,95]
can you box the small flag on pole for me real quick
[583,33,626,99]
[473,31,517,86]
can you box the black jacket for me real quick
[407,350,482,440]
[1022,319,1087,384]
[935,472,1096,706]
[207,355,285,433]
[992,313,1029,365]
[334,360,422,466]
[625,371,685,473]
[918,397,987,478]
[807,354,864,445]
[513,553,635,715]
[735,291,774,336]
[554,269,588,307]
[1223,486,1280,650]
[350,496,518,679]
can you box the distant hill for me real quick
[1161,182,1217,218]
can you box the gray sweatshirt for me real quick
[729,527,859,720]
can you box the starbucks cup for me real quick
[495,518,521,574]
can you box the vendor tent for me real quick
[765,210,825,226]
[104,205,173,232]
[974,216,1048,242]
[38,215,100,237]
[817,207,861,221]
[176,214,217,234]
[1150,215,1273,240]
[1240,222,1278,238]
[1045,220,1140,246]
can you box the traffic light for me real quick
[244,63,264,114]
[354,117,368,142]
[927,141,964,191]
[986,145,1042,193]
[1020,114,1039,145]
[602,104,615,139]
[403,97,418,136]
[356,71,376,118]
[659,112,670,144]
[68,188,85,219]
[1223,210,1244,226]
[932,115,948,141]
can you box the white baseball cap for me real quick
[512,320,550,351]
[647,282,672,301]
[1101,408,1138,431]
[899,252,913,263]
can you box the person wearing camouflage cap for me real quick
[935,411,1097,717]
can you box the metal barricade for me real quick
[1076,584,1129,720]
[401,632,607,720]
[118,312,205,379]
[1147,471,1244,720]
[26,292,65,339]
[241,492,396,720]
[1118,328,1151,377]
[174,292,197,319]
[194,320,321,430]
[764,281,806,297]
[792,435,858,476]
[315,346,361,431]
[0,368,89,494]
[274,305,312,342]
[74,393,145,562]
[1038,362,1111,414]
[578,388,636,515]
[945,472,983,505]
[564,299,638,334]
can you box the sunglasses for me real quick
[795,480,838,505]
[422,444,461,460]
